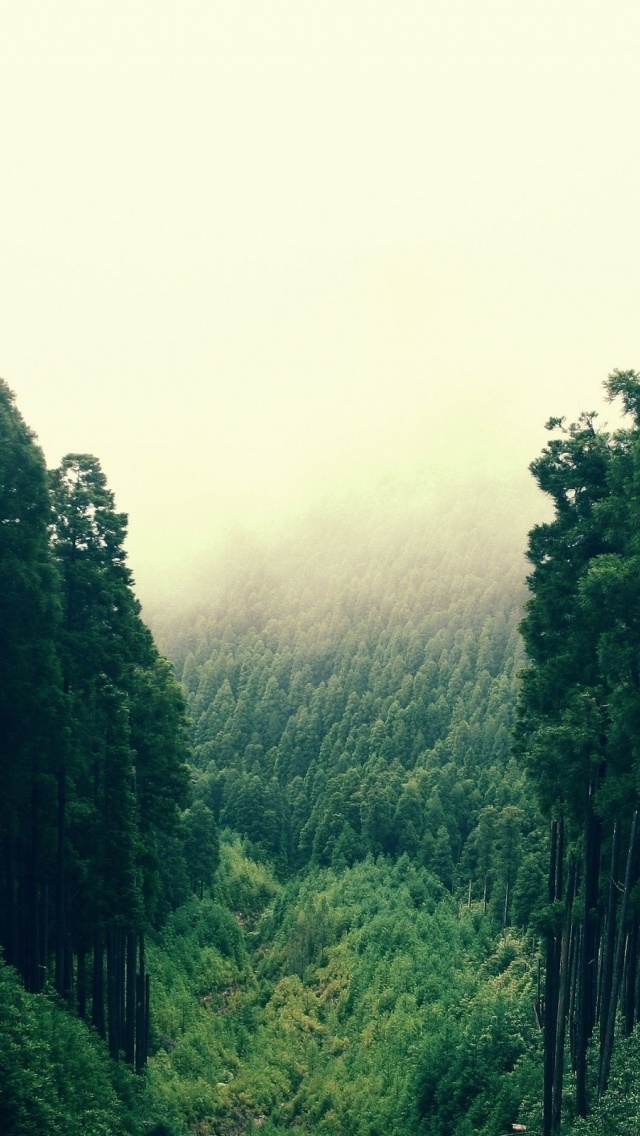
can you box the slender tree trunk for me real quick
[125,931,137,1065]
[543,820,560,1136]
[65,941,73,1006]
[41,883,49,989]
[135,931,148,1073]
[599,810,638,1099]
[55,765,67,997]
[552,857,576,1134]
[144,972,151,1067]
[623,918,638,1035]
[113,929,126,1062]
[555,817,565,906]
[118,929,126,1056]
[569,918,580,1072]
[576,784,601,1118]
[107,928,120,1060]
[77,947,87,1019]
[598,821,619,1060]
[92,928,105,1037]
[26,767,41,992]
[3,834,18,970]
[535,956,543,1030]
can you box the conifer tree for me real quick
[516,370,640,1130]
[0,379,61,992]
[48,453,191,1060]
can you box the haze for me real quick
[2,2,639,602]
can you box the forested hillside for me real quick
[6,373,640,1136]
[153,481,539,922]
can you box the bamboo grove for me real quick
[0,379,192,1070]
[516,370,640,1132]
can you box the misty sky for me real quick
[2,2,639,600]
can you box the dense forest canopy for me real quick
[152,479,538,915]
[4,372,640,1136]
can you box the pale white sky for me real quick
[1,2,639,600]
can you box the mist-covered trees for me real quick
[0,380,194,1072]
[154,483,539,925]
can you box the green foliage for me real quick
[516,371,640,1131]
[517,374,640,829]
[155,481,537,911]
[566,1025,640,1135]
[0,378,568,1135]
[0,383,194,1080]
[137,480,548,1134]
[415,937,539,1136]
[0,379,62,990]
[137,841,541,1136]
[215,833,282,918]
[0,956,146,1136]
[183,802,220,899]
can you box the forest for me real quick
[3,371,640,1136]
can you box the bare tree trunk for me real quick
[55,766,67,997]
[3,835,18,970]
[623,918,639,1035]
[576,784,601,1118]
[598,821,619,1061]
[107,928,122,1060]
[552,857,576,1133]
[41,883,49,989]
[77,948,87,1019]
[92,929,105,1037]
[125,931,136,1065]
[135,931,148,1073]
[26,767,41,992]
[569,916,580,1072]
[544,820,560,1136]
[599,810,637,1099]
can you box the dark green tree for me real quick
[0,379,61,993]
[516,370,640,1131]
[49,453,190,1064]
[183,801,220,899]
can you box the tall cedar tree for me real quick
[49,453,190,1059]
[516,370,640,1132]
[0,379,61,993]
[0,396,190,1069]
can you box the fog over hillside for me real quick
[144,464,546,640]
[1,3,638,605]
